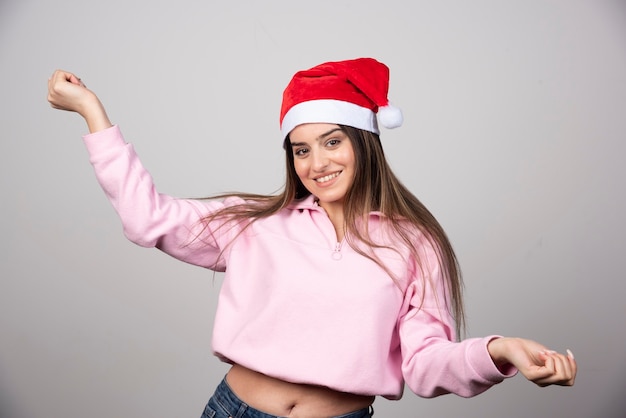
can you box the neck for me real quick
[318,200,345,242]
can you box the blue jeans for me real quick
[201,377,373,418]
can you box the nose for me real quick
[312,150,329,172]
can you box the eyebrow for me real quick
[289,127,343,147]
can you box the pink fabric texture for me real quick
[83,125,516,399]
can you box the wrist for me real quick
[487,337,513,368]
[80,95,112,133]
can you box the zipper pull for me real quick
[332,242,343,260]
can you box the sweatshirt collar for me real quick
[286,194,385,218]
[287,194,320,211]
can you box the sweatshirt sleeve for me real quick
[82,125,241,271]
[398,242,517,398]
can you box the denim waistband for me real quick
[203,377,373,418]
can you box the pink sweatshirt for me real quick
[83,125,516,400]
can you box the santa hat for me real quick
[280,57,403,138]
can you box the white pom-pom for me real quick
[377,104,403,129]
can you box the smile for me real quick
[315,171,341,184]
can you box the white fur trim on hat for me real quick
[281,99,379,138]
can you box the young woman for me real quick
[47,58,576,418]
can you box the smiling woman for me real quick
[290,123,355,234]
[47,57,576,418]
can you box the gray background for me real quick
[1,1,625,417]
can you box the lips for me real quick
[314,171,342,184]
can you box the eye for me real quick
[294,147,309,157]
[326,138,341,147]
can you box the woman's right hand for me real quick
[48,70,112,133]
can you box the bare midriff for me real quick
[226,364,375,418]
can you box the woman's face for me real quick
[289,123,356,213]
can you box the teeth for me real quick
[315,172,341,183]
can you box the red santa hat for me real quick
[280,57,403,138]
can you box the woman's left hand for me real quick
[487,337,577,387]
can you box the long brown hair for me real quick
[201,125,465,339]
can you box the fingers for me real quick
[67,73,87,88]
[49,69,72,86]
[568,349,578,381]
[68,73,80,85]
[48,69,84,92]
[531,349,577,387]
[47,69,90,112]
